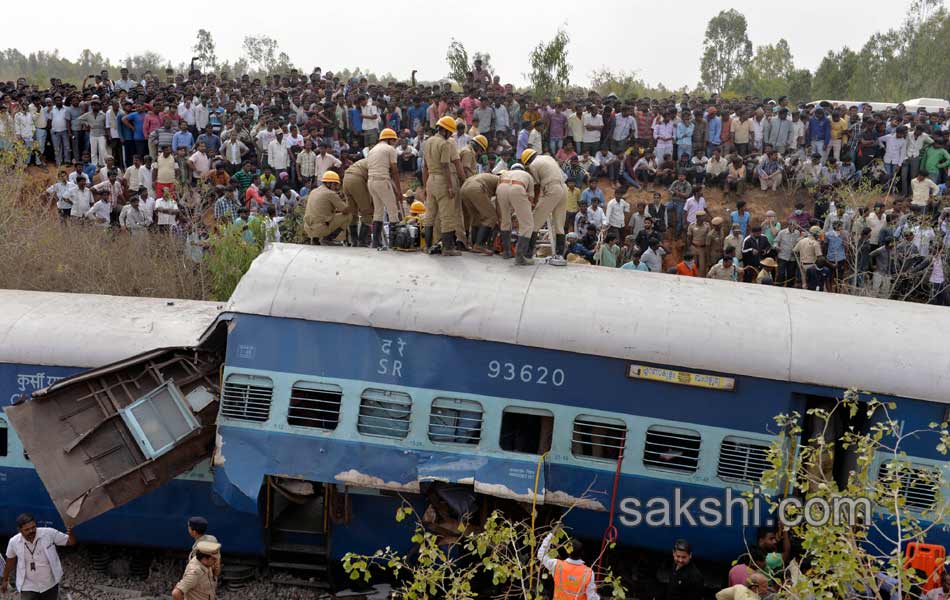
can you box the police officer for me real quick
[459,172,499,255]
[686,210,711,276]
[536,528,599,600]
[497,164,536,265]
[304,171,350,243]
[342,158,373,246]
[366,127,402,249]
[521,148,568,266]
[423,116,462,256]
[172,540,220,600]
[186,516,221,579]
[706,216,725,273]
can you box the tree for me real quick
[811,47,860,100]
[589,68,673,100]
[528,27,572,98]
[699,9,753,94]
[732,39,796,99]
[786,69,813,103]
[242,35,292,75]
[760,391,950,600]
[445,39,495,87]
[192,29,218,72]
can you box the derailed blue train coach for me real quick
[6,244,950,564]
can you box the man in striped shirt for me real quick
[230,162,257,199]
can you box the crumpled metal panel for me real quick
[0,289,222,368]
[227,244,950,402]
[4,348,223,526]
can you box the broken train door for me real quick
[3,346,223,526]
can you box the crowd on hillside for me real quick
[0,62,947,304]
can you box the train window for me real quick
[572,416,626,461]
[644,426,702,473]
[429,398,483,445]
[358,389,412,439]
[288,382,342,431]
[0,418,7,457]
[499,407,553,455]
[877,463,938,511]
[717,436,771,484]
[119,382,201,460]
[220,374,274,423]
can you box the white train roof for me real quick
[227,244,950,403]
[0,290,223,368]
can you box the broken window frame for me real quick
[287,381,343,431]
[571,415,627,462]
[643,425,702,474]
[499,406,554,455]
[118,381,200,460]
[428,398,483,446]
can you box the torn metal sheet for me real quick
[4,347,223,526]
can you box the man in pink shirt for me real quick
[460,90,478,126]
[142,104,163,160]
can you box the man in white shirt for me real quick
[68,177,93,219]
[85,190,112,225]
[46,170,75,221]
[314,142,342,182]
[119,195,152,233]
[581,106,604,155]
[1,513,76,599]
[604,188,630,238]
[154,189,180,232]
[267,132,291,176]
[587,197,606,230]
[188,142,212,182]
[360,96,380,146]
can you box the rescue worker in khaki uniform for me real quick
[459,172,500,255]
[303,171,350,243]
[686,210,711,276]
[537,529,599,600]
[366,128,402,249]
[172,540,220,600]
[497,163,536,265]
[423,116,462,256]
[521,148,568,266]
[342,158,373,246]
[458,135,487,244]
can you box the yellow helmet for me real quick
[409,200,426,215]
[520,149,537,164]
[436,116,457,134]
[473,135,488,151]
[321,171,341,185]
[379,128,398,141]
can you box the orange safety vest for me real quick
[553,560,593,600]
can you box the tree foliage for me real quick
[192,29,218,72]
[590,68,674,99]
[699,9,753,94]
[528,27,572,98]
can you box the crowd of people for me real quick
[0,62,947,303]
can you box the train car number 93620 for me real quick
[487,361,565,386]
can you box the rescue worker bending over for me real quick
[304,171,350,244]
[522,148,569,266]
[537,528,599,600]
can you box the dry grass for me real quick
[0,145,211,300]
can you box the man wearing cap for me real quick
[793,226,824,284]
[687,211,711,276]
[173,540,219,600]
[706,216,725,271]
[186,517,221,578]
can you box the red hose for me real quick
[593,434,625,579]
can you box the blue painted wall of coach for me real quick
[0,362,263,555]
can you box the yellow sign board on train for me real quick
[627,364,736,391]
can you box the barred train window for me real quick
[643,426,702,473]
[358,389,412,439]
[288,382,342,431]
[499,407,553,455]
[877,462,938,511]
[572,416,627,461]
[429,398,483,445]
[220,374,274,423]
[717,436,771,484]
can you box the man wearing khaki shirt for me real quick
[172,540,219,600]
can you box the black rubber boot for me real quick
[514,236,535,266]
[555,233,566,257]
[388,222,399,249]
[424,226,434,251]
[441,232,461,256]
[359,223,371,246]
[527,232,538,258]
[348,225,359,247]
[372,221,383,248]
[500,231,513,259]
